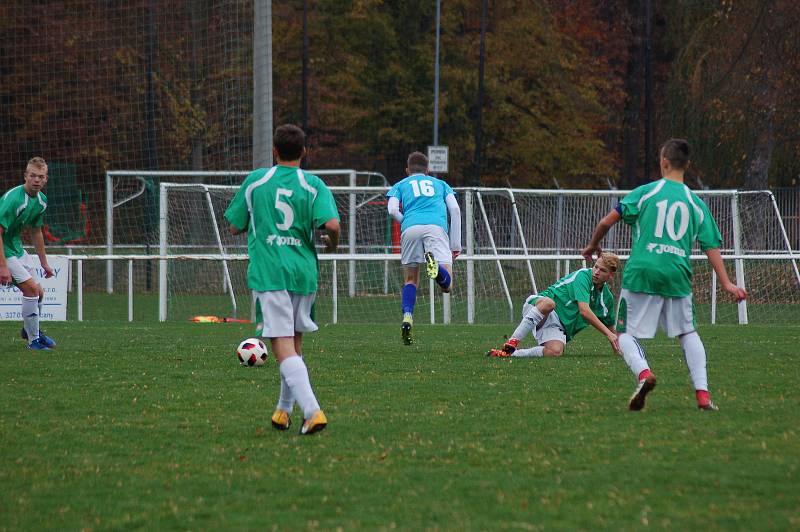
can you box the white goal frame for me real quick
[153,182,799,325]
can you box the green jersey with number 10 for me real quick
[224,165,340,294]
[619,178,722,297]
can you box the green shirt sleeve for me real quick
[311,179,340,228]
[0,193,14,230]
[696,201,723,251]
[570,270,592,304]
[224,185,249,231]
[619,184,648,226]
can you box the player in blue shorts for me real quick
[387,152,461,345]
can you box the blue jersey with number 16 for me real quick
[387,174,455,233]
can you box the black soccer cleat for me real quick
[628,375,657,411]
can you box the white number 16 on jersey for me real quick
[410,179,435,197]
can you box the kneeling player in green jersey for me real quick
[487,252,621,359]
[225,124,340,435]
[0,157,57,350]
[582,139,747,412]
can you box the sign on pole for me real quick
[0,255,69,321]
[428,145,449,173]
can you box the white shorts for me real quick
[253,290,318,338]
[400,224,452,266]
[617,288,696,339]
[523,299,567,346]
[6,252,37,285]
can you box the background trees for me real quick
[1,0,798,193]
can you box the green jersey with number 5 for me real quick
[224,165,340,294]
[619,178,722,297]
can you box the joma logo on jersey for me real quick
[646,242,686,257]
[266,234,302,247]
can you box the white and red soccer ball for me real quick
[236,338,268,367]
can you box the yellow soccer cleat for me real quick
[271,409,292,431]
[424,251,438,280]
[300,410,328,435]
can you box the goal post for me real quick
[150,181,798,325]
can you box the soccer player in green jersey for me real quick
[0,157,56,350]
[486,252,621,358]
[582,139,747,411]
[225,125,341,435]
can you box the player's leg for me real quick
[12,254,55,349]
[665,296,718,410]
[260,291,326,434]
[511,296,554,343]
[423,226,453,292]
[9,255,48,350]
[617,290,659,410]
[512,341,565,358]
[401,265,420,345]
[487,301,558,357]
[290,292,327,433]
[513,312,565,357]
[399,226,426,344]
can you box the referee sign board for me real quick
[427,145,449,173]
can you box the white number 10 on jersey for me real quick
[410,179,435,197]
[653,199,689,240]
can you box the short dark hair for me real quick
[407,152,428,174]
[273,124,306,161]
[660,138,690,170]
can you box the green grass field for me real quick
[1,317,799,530]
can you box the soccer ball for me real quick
[236,338,268,367]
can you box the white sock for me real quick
[618,333,650,379]
[680,331,708,391]
[22,296,40,343]
[512,346,545,358]
[511,307,545,341]
[276,372,295,413]
[279,355,320,419]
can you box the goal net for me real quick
[156,182,799,327]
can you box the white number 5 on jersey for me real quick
[275,188,294,230]
[410,179,435,197]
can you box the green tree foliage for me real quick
[660,0,800,188]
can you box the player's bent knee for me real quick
[537,297,556,313]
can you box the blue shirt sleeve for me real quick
[387,182,402,199]
[443,181,455,197]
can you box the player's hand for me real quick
[452,250,461,261]
[42,263,55,279]
[723,282,747,302]
[320,234,336,253]
[606,331,620,354]
[0,265,11,285]
[581,245,601,263]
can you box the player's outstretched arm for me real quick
[320,218,340,253]
[387,196,404,224]
[445,194,462,259]
[577,301,620,353]
[31,227,53,278]
[705,248,747,301]
[581,209,621,262]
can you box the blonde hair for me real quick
[599,251,620,272]
[26,157,47,172]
